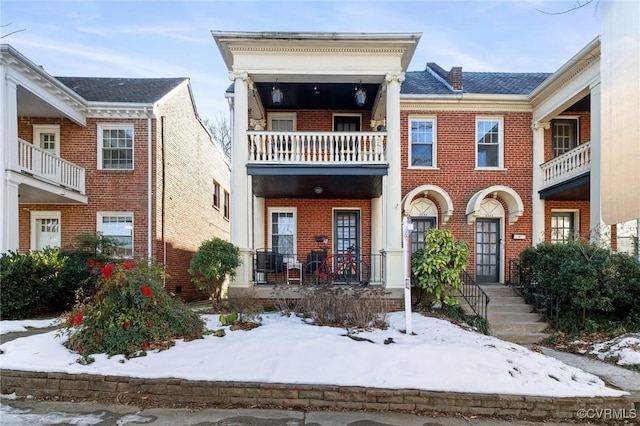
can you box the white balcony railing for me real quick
[540,141,591,189]
[18,138,86,193]
[247,131,387,165]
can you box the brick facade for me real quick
[17,84,230,302]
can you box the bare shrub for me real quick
[228,288,262,323]
[269,284,305,315]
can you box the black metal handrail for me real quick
[507,259,559,321]
[458,270,490,321]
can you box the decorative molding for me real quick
[229,71,249,82]
[385,72,405,84]
[86,108,149,119]
[533,121,551,130]
[401,100,532,113]
[229,46,407,55]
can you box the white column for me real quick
[371,196,383,284]
[254,197,265,249]
[383,72,404,289]
[532,122,549,245]
[229,71,253,287]
[589,82,608,247]
[1,75,19,252]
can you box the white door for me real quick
[34,125,60,182]
[31,212,61,250]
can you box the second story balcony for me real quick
[247,131,387,165]
[539,141,591,200]
[245,131,388,199]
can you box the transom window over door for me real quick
[409,118,436,167]
[476,118,503,168]
[270,209,296,261]
[552,119,578,158]
[98,124,134,170]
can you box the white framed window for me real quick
[97,124,134,170]
[409,117,437,168]
[269,208,296,261]
[33,125,61,157]
[30,211,61,250]
[97,212,134,257]
[268,113,296,131]
[223,190,230,219]
[333,114,362,131]
[551,210,580,243]
[476,117,503,168]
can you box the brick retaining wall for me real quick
[1,370,638,421]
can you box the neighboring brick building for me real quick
[212,32,634,302]
[1,45,230,301]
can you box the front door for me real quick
[475,219,500,282]
[334,210,360,282]
[31,212,61,250]
[34,126,60,182]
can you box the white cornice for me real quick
[401,94,532,112]
[86,102,153,119]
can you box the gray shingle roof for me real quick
[55,77,187,103]
[402,66,551,96]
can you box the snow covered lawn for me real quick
[0,312,629,398]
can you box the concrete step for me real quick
[479,285,522,298]
[488,304,534,314]
[487,296,527,305]
[490,321,549,333]
[487,312,544,323]
[492,331,549,345]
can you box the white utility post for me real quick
[402,215,413,334]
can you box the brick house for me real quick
[213,31,636,303]
[1,44,230,301]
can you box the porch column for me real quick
[383,72,404,289]
[589,82,609,247]
[371,197,383,284]
[0,75,19,252]
[229,71,253,287]
[254,197,265,249]
[532,121,549,245]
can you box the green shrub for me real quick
[189,238,241,305]
[519,241,640,333]
[60,260,204,361]
[0,249,67,320]
[411,229,469,307]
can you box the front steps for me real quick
[477,284,550,345]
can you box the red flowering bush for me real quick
[60,260,204,361]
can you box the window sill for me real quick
[407,166,440,171]
[474,167,507,171]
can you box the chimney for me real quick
[447,67,462,91]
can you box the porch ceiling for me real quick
[539,173,590,201]
[18,182,88,204]
[250,169,384,199]
[254,82,380,110]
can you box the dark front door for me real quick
[475,219,500,282]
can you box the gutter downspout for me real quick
[146,108,153,260]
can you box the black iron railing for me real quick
[458,270,490,321]
[507,259,559,321]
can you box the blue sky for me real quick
[1,1,602,121]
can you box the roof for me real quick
[403,66,551,96]
[55,77,187,103]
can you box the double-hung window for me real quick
[223,191,230,219]
[409,117,436,167]
[98,124,134,170]
[97,212,133,257]
[213,180,220,209]
[476,118,503,168]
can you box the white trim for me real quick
[267,112,296,131]
[407,115,437,169]
[475,116,504,169]
[466,185,524,225]
[551,116,580,157]
[402,184,454,225]
[267,207,297,257]
[33,124,60,157]
[30,211,61,250]
[96,211,134,258]
[331,207,362,254]
[96,123,134,170]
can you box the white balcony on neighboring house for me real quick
[540,141,591,191]
[247,131,387,165]
[14,138,87,204]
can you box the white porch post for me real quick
[1,75,19,252]
[589,82,608,246]
[254,197,265,249]
[382,72,404,289]
[229,71,253,287]
[532,122,549,245]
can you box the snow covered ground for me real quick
[0,312,632,398]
